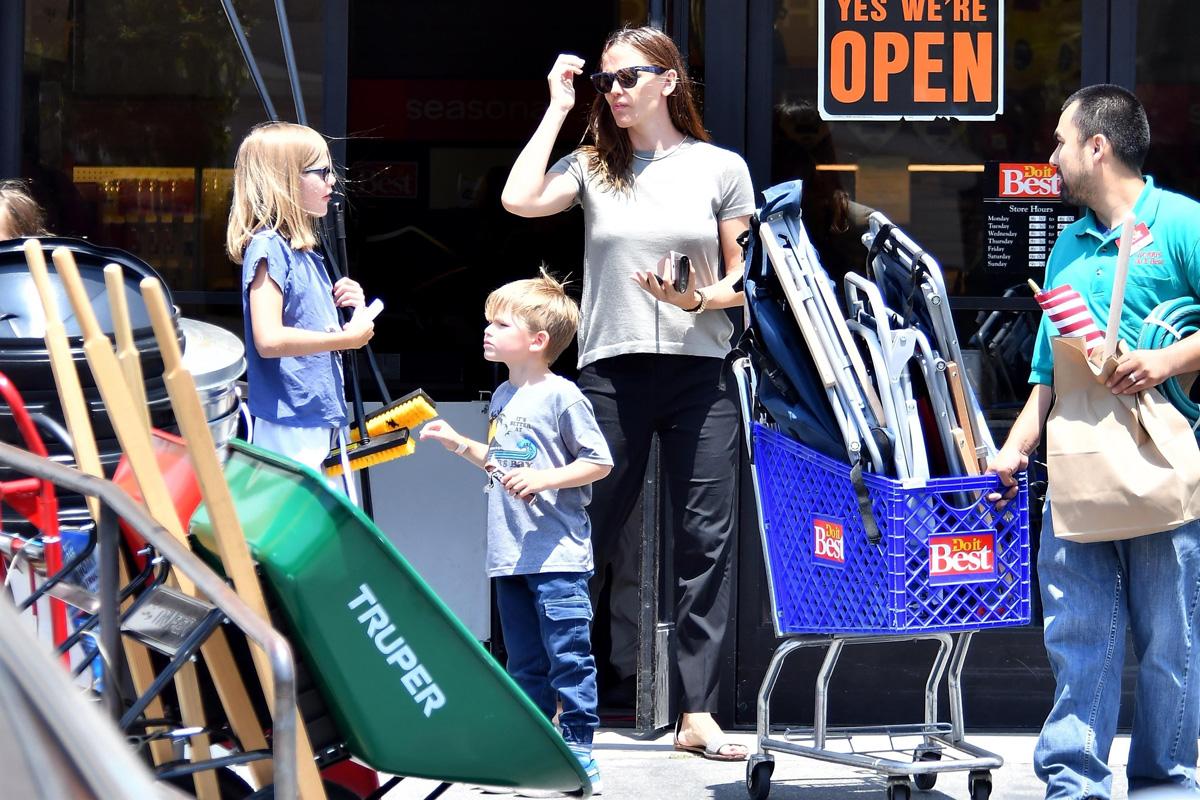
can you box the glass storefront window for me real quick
[346,2,643,399]
[22,1,325,310]
[1136,4,1200,200]
[770,0,1082,411]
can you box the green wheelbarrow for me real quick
[191,439,591,798]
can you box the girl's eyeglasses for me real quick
[302,165,335,181]
[589,65,667,94]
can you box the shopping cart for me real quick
[733,356,1030,800]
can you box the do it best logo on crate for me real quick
[815,516,999,586]
[813,516,846,568]
[928,531,997,585]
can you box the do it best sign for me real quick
[819,0,1003,121]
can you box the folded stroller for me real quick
[742,180,890,474]
[863,213,997,475]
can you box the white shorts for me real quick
[251,418,333,474]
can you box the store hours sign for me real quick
[819,0,1003,120]
[983,162,1078,274]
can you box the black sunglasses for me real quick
[302,165,335,181]
[589,65,668,94]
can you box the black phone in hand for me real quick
[669,251,690,293]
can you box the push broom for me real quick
[23,240,175,767]
[54,248,268,798]
[141,276,329,800]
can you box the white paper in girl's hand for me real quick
[351,298,384,325]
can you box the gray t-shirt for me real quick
[550,140,755,368]
[485,375,614,577]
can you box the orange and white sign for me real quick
[998,163,1062,199]
[813,517,846,568]
[819,0,1004,120]
[929,532,996,584]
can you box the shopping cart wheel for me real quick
[886,777,912,800]
[746,754,774,800]
[911,747,941,791]
[968,770,992,800]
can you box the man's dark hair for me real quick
[1062,84,1150,174]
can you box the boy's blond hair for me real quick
[226,122,332,263]
[485,269,579,365]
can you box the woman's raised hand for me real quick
[548,54,585,113]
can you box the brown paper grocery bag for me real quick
[1047,336,1200,541]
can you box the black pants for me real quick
[578,353,739,712]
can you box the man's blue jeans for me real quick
[495,571,599,746]
[1035,508,1200,799]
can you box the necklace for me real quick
[631,136,691,161]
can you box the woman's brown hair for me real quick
[0,180,48,239]
[582,26,709,192]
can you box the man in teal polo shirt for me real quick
[988,85,1200,799]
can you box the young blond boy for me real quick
[420,271,612,794]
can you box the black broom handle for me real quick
[333,201,391,404]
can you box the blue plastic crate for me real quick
[752,423,1031,635]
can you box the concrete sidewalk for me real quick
[380,729,1134,799]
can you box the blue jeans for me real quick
[1035,507,1200,799]
[495,572,599,746]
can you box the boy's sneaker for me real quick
[579,756,602,796]
[516,752,601,798]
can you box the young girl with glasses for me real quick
[502,26,754,762]
[227,122,374,471]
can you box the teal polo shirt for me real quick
[1028,176,1200,386]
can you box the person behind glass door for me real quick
[988,85,1200,800]
[501,26,754,761]
[0,180,48,240]
[226,122,374,472]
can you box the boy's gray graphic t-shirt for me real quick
[485,375,613,577]
[549,140,755,368]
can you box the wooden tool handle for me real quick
[946,362,981,475]
[25,242,104,502]
[144,278,328,795]
[51,248,106,341]
[104,264,150,431]
[24,240,176,766]
[949,427,976,475]
[59,254,275,796]
[25,240,66,328]
[143,278,270,625]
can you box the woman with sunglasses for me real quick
[228,121,375,471]
[502,26,753,762]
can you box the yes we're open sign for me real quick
[819,0,1003,121]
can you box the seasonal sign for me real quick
[983,162,1078,273]
[819,0,1003,120]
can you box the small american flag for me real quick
[1033,283,1103,353]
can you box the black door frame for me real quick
[0,0,24,179]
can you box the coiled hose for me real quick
[1137,297,1200,428]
